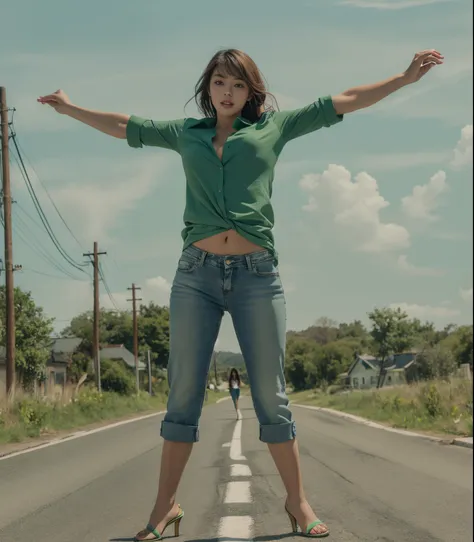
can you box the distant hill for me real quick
[216,351,245,369]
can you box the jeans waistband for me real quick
[182,244,275,269]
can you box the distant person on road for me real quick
[228,368,241,419]
[39,46,443,540]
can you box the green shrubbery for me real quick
[0,387,166,444]
[292,378,473,437]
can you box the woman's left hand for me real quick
[403,50,444,84]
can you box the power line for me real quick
[21,267,87,282]
[98,262,120,311]
[9,132,88,275]
[12,132,84,251]
[11,206,86,281]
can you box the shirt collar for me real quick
[187,114,262,131]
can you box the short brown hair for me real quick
[189,49,277,123]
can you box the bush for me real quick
[17,399,49,429]
[291,378,472,437]
[100,359,136,395]
[421,383,443,418]
[412,346,457,381]
[152,378,169,396]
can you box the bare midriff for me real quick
[193,229,264,255]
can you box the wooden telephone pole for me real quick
[128,284,142,394]
[0,87,16,399]
[83,242,106,392]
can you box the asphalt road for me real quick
[0,397,472,541]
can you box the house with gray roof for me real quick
[0,338,145,395]
[100,344,146,371]
[340,352,418,389]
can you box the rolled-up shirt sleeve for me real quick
[273,96,343,142]
[126,116,186,152]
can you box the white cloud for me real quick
[340,0,454,9]
[300,164,410,253]
[401,170,448,222]
[390,302,460,319]
[397,255,445,277]
[451,124,473,169]
[460,287,473,303]
[50,155,170,242]
[145,276,172,301]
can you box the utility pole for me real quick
[83,242,106,392]
[147,349,152,395]
[1,87,16,399]
[127,284,142,394]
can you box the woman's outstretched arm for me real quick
[332,49,444,115]
[38,89,129,139]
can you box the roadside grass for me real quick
[0,386,228,445]
[290,378,473,437]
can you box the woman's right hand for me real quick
[37,89,72,114]
[36,92,129,139]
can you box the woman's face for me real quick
[209,69,250,118]
[231,370,237,379]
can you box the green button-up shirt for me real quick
[126,96,343,259]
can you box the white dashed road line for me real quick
[224,481,252,504]
[230,463,252,477]
[217,516,254,540]
[217,405,254,540]
[229,419,246,461]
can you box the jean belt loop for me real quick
[245,254,253,272]
[199,249,207,267]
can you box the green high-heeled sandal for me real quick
[134,505,184,541]
[285,505,330,538]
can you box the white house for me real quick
[340,353,417,389]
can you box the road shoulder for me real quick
[292,403,473,449]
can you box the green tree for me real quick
[100,358,135,395]
[285,337,319,391]
[317,342,354,384]
[138,302,170,368]
[440,325,473,366]
[337,320,369,341]
[410,346,457,381]
[368,307,417,388]
[67,351,93,384]
[62,310,133,353]
[0,286,54,389]
[61,302,171,373]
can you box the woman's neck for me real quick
[215,113,240,134]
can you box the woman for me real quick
[38,47,443,539]
[228,368,241,419]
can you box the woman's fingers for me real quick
[416,51,444,66]
[415,49,443,60]
[37,95,59,104]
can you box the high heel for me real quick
[173,515,183,537]
[134,505,184,541]
[285,505,330,538]
[286,508,298,533]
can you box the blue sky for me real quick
[1,0,472,351]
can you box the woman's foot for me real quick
[134,502,181,541]
[285,498,329,536]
